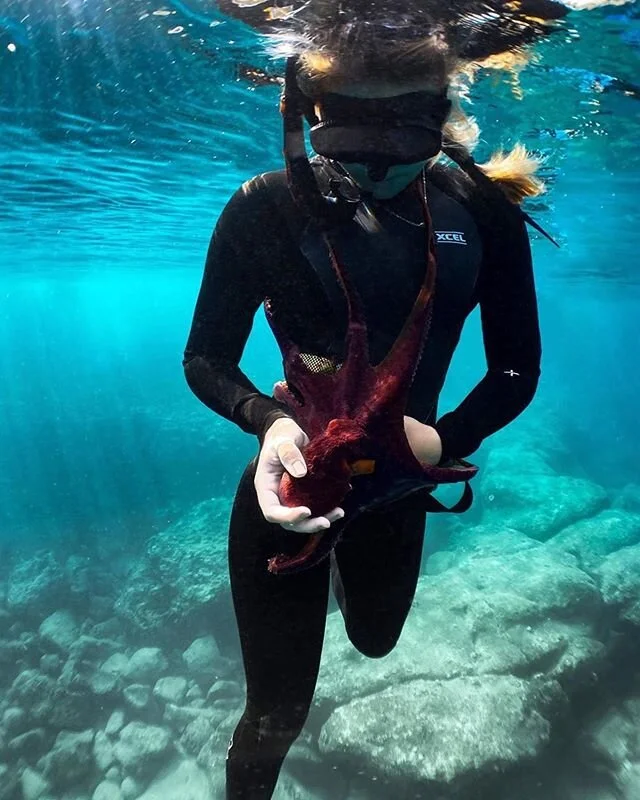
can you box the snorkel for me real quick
[281,57,361,229]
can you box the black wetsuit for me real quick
[183,160,541,799]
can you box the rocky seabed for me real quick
[3,422,640,800]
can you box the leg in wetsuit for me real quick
[226,460,426,799]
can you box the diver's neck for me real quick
[369,169,427,203]
[372,174,426,208]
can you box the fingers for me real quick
[280,514,332,534]
[254,450,311,525]
[280,506,345,533]
[281,515,330,534]
[262,501,312,527]
[324,507,345,524]
[259,502,345,531]
[274,439,307,478]
[255,469,346,531]
[254,439,303,515]
[253,461,282,518]
[255,470,346,533]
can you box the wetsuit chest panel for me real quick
[298,182,482,370]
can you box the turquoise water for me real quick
[1,1,640,799]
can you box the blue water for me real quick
[1,1,640,799]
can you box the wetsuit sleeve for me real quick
[434,210,541,460]
[183,182,292,440]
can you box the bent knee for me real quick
[346,626,401,659]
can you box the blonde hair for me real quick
[441,95,545,202]
[476,145,545,203]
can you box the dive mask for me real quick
[309,90,452,167]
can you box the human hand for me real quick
[254,417,345,533]
[403,416,443,466]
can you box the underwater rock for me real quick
[70,636,121,663]
[561,685,640,800]
[89,618,124,643]
[136,757,214,800]
[113,722,173,779]
[93,730,116,772]
[88,596,116,625]
[7,670,90,730]
[41,729,95,789]
[105,765,121,783]
[206,680,242,704]
[581,704,638,770]
[105,710,126,739]
[100,653,129,682]
[319,675,564,791]
[312,517,640,799]
[7,553,68,618]
[6,727,48,763]
[597,543,640,626]
[317,547,605,709]
[278,768,341,800]
[1,707,28,739]
[89,669,119,697]
[0,639,29,685]
[182,636,226,685]
[65,555,115,610]
[425,524,539,575]
[114,499,231,635]
[65,556,93,597]
[92,780,123,800]
[120,775,144,799]
[185,684,203,703]
[6,671,53,724]
[162,703,214,734]
[113,563,175,635]
[152,676,188,706]
[195,710,237,776]
[124,648,168,685]
[123,684,152,713]
[488,413,573,471]
[480,471,608,541]
[20,766,50,800]
[612,483,640,513]
[279,732,349,800]
[483,442,557,477]
[616,768,640,800]
[179,716,217,757]
[0,763,19,800]
[58,656,117,708]
[40,654,62,677]
[546,510,640,575]
[39,610,79,655]
[183,635,218,668]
